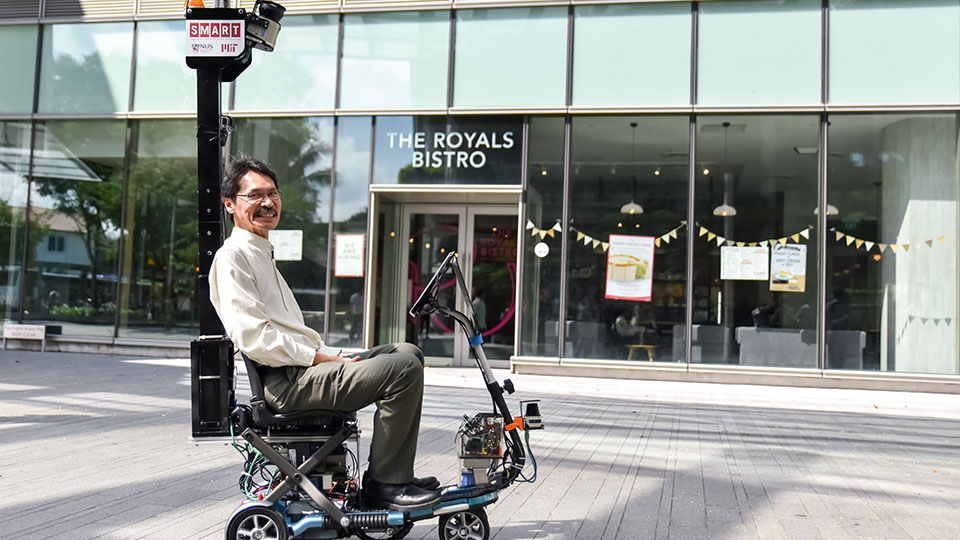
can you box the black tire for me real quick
[225,506,289,540]
[355,522,414,540]
[438,508,489,540]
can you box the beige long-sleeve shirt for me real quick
[209,227,340,367]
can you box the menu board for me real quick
[769,244,807,292]
[720,246,769,281]
[605,235,655,302]
[268,230,303,261]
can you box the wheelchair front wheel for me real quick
[226,506,289,540]
[438,507,489,540]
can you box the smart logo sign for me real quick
[378,118,523,184]
[186,20,245,57]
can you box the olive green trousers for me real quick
[263,342,425,484]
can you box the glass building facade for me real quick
[1,0,959,384]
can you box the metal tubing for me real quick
[244,426,351,524]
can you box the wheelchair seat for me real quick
[241,353,356,431]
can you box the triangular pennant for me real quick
[800,229,810,239]
[845,235,856,246]
[552,223,562,232]
[525,220,535,230]
[601,242,609,251]
[878,243,887,253]
[539,230,548,239]
[707,232,717,242]
[736,242,745,247]
[583,235,592,246]
[902,244,910,252]
[576,231,585,241]
[760,240,769,247]
[654,238,662,248]
[946,318,953,325]
[836,231,845,242]
[829,226,836,231]
[748,242,757,247]
[792,234,800,243]
[699,226,708,237]
[925,239,933,247]
[531,229,540,237]
[726,240,735,247]
[662,234,672,244]
[716,236,725,246]
[778,238,787,246]
[855,239,864,249]
[864,241,874,251]
[890,244,898,253]
[908,315,915,322]
[546,229,556,238]
[921,318,928,324]
[933,318,941,326]
[938,235,945,243]
[592,239,600,249]
[670,229,678,239]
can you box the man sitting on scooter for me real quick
[209,156,441,510]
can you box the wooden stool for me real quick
[626,344,656,361]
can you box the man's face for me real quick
[223,171,282,238]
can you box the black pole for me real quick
[189,63,235,439]
[196,66,226,337]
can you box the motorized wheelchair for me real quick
[224,251,542,540]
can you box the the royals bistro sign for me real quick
[376,117,523,184]
[386,130,516,169]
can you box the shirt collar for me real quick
[231,226,274,254]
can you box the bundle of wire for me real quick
[230,422,282,500]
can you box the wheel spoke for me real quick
[442,511,486,540]
[236,512,281,540]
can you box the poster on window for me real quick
[769,243,807,292]
[334,234,365,277]
[268,230,302,261]
[605,235,655,302]
[720,246,769,281]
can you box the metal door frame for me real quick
[400,204,468,366]
[398,204,518,367]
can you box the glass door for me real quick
[399,205,518,367]
[465,207,518,365]
[401,206,466,364]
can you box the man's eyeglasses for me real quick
[235,190,282,203]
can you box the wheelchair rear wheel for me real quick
[226,506,289,540]
[438,507,489,540]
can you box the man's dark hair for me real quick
[222,156,279,199]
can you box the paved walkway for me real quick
[2,350,960,540]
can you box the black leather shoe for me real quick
[412,476,440,490]
[365,478,441,510]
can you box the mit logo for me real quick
[188,21,243,38]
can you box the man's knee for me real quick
[394,342,424,366]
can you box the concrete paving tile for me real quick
[4,351,960,540]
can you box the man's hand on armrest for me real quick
[312,351,358,365]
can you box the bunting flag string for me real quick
[696,223,814,248]
[526,220,563,239]
[830,227,946,255]
[569,221,688,252]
